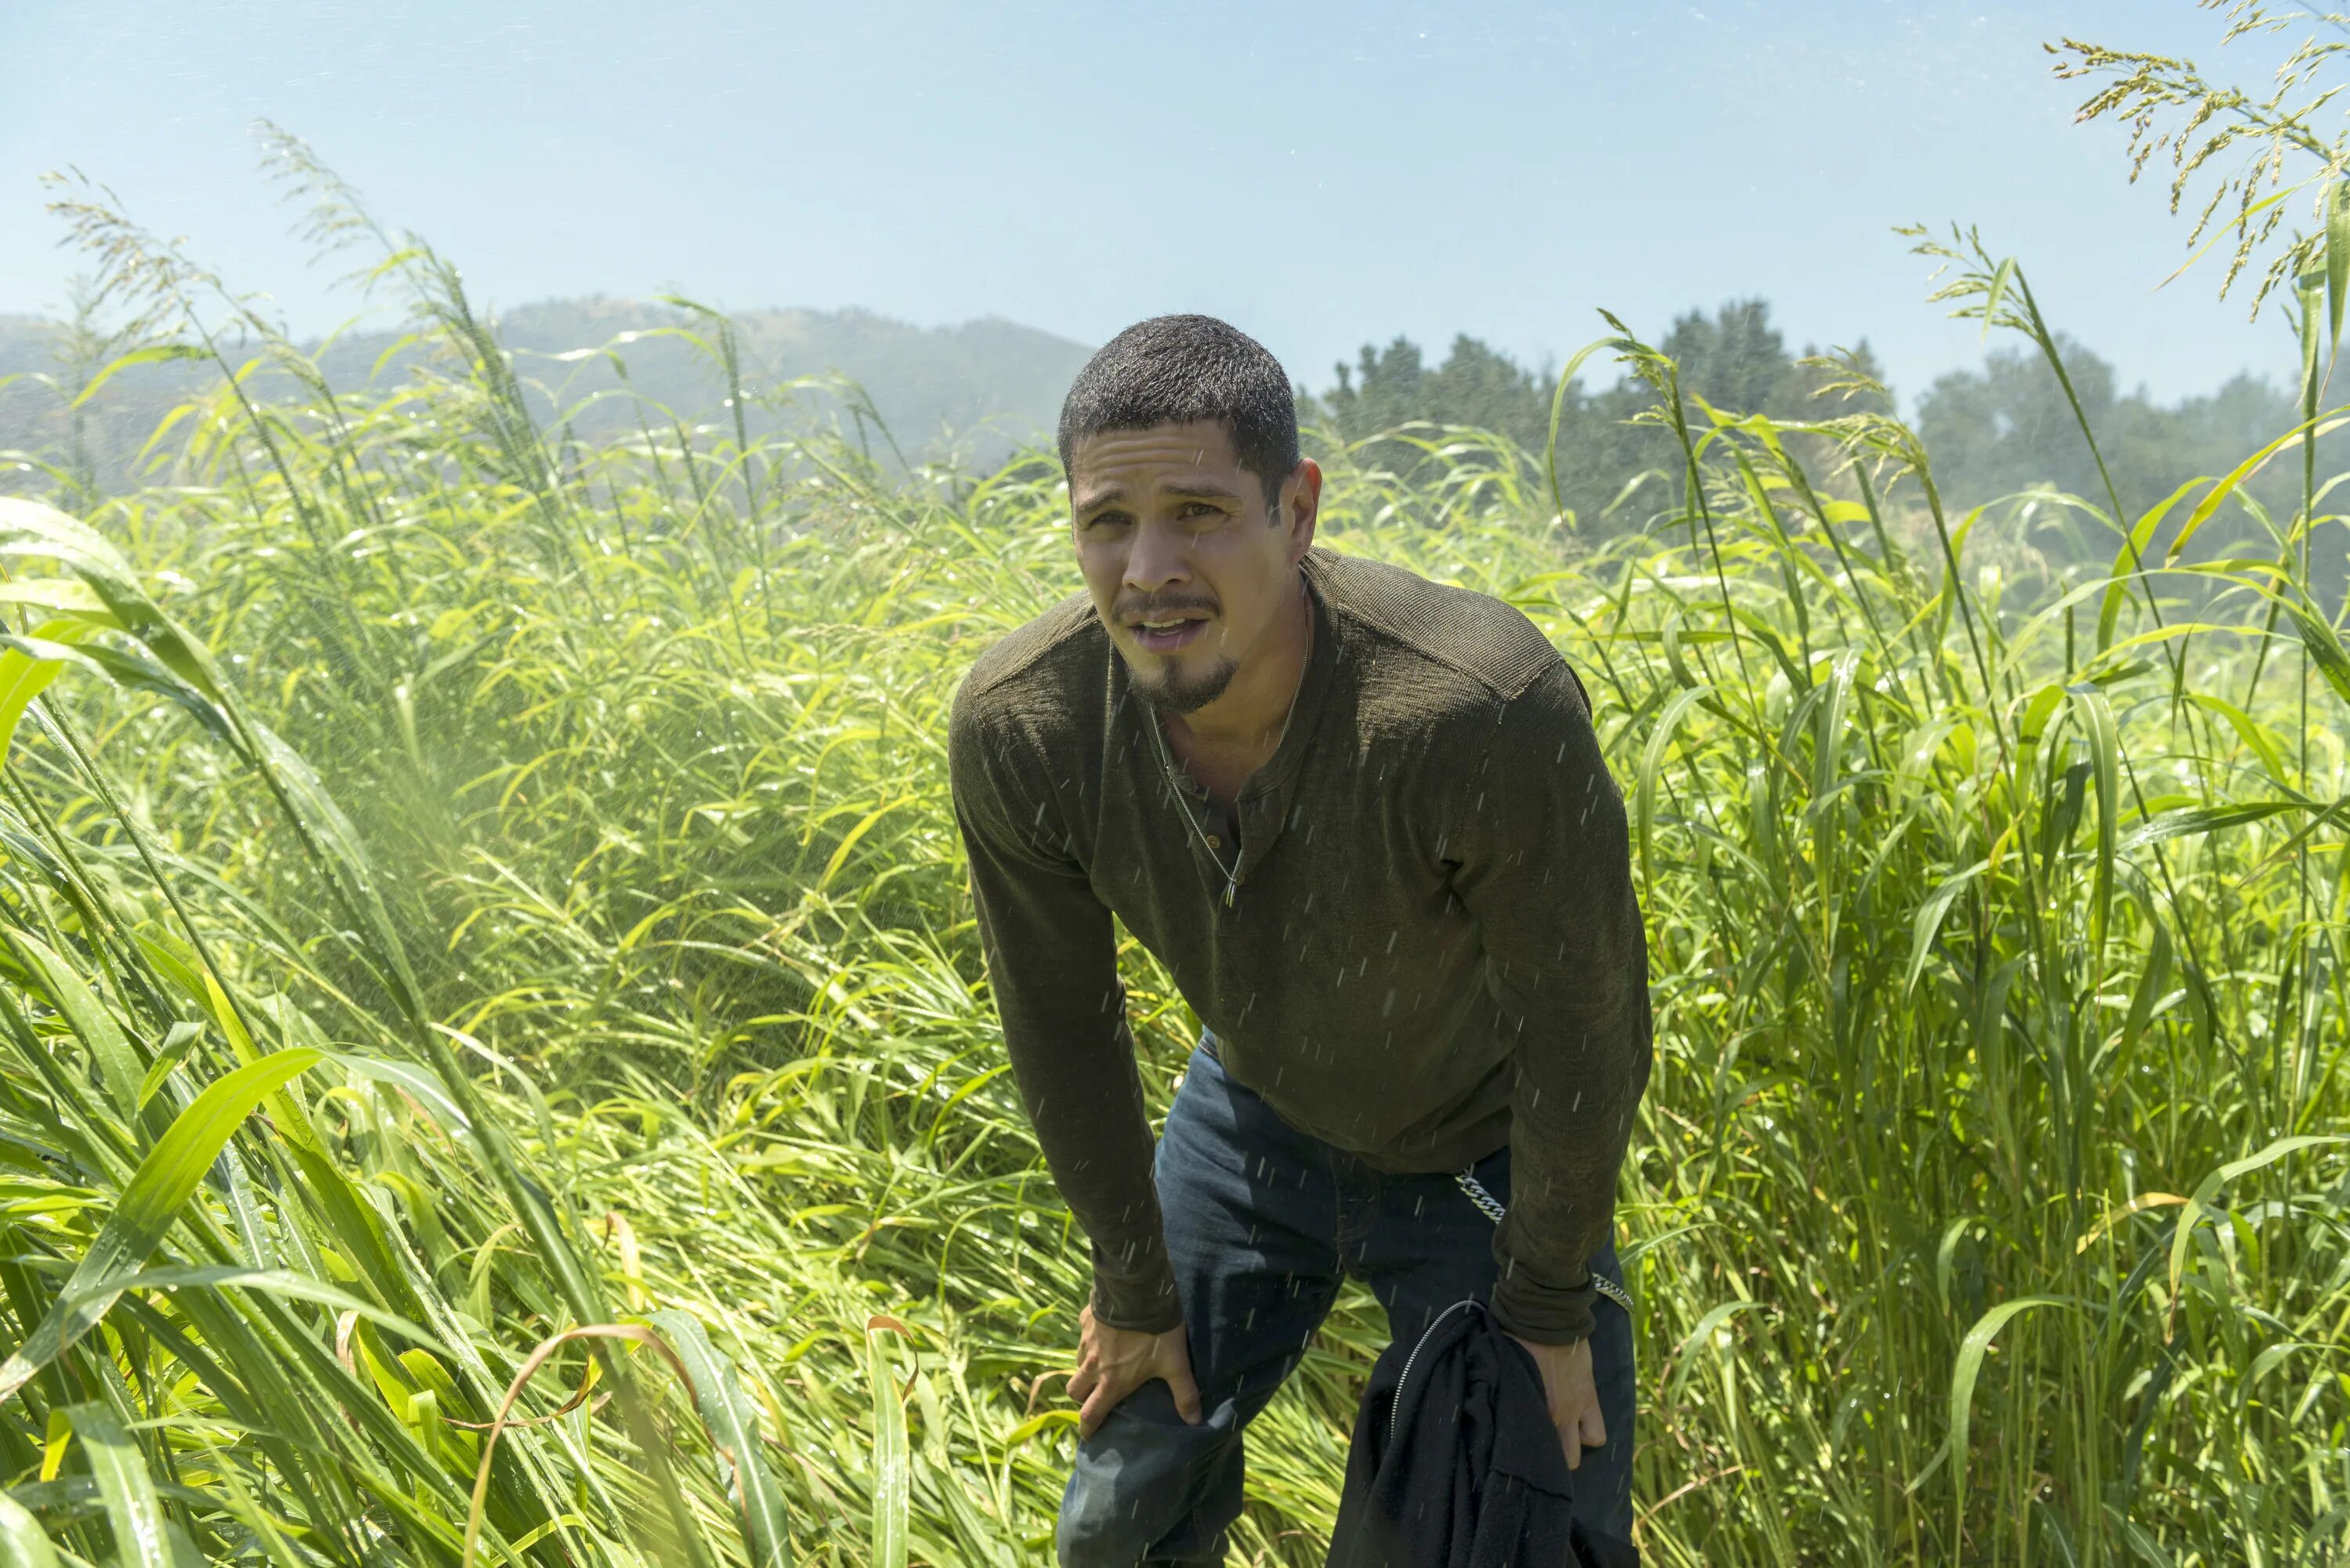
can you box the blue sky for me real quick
[0,2,2316,406]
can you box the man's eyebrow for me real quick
[1159,480,1246,503]
[1072,485,1126,512]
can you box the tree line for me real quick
[1299,299,2305,562]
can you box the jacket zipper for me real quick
[1389,1297,1481,1447]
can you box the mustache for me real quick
[1113,595,1219,623]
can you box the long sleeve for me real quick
[946,682,1182,1333]
[1448,660,1653,1346]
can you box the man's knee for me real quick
[1057,1385,1243,1566]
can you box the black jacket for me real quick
[1327,1300,1639,1568]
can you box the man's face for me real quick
[1068,421,1318,716]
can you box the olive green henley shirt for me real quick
[946,545,1652,1346]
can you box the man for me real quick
[948,314,1651,1565]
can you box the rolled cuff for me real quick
[1489,1264,1596,1346]
[1088,1251,1183,1335]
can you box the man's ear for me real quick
[1282,459,1322,557]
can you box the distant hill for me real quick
[0,298,1094,495]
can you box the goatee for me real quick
[1128,654,1239,715]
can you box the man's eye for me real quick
[1180,502,1221,520]
[1086,511,1132,529]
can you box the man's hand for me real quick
[1069,1303,1202,1439]
[1508,1332,1603,1471]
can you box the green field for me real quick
[0,115,2345,1566]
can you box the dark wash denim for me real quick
[1058,1037,1636,1566]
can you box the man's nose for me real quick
[1122,518,1191,591]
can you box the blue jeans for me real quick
[1057,1039,1636,1566]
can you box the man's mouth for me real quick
[1129,613,1209,653]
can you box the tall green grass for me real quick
[0,135,2344,1565]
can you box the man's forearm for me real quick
[1488,893,1652,1345]
[1003,1008,1183,1332]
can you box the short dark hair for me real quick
[1058,314,1300,509]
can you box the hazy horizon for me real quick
[2,2,2319,412]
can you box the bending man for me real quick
[948,313,1652,1564]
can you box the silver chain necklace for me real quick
[1144,585,1313,909]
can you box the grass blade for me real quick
[1947,1297,2075,1530]
[59,1403,171,1568]
[648,1309,795,1568]
[2167,1136,2350,1320]
[1905,859,1987,994]
[0,1493,60,1568]
[2066,684,2120,952]
[1636,685,1712,890]
[0,1048,323,1400]
[866,1316,911,1568]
